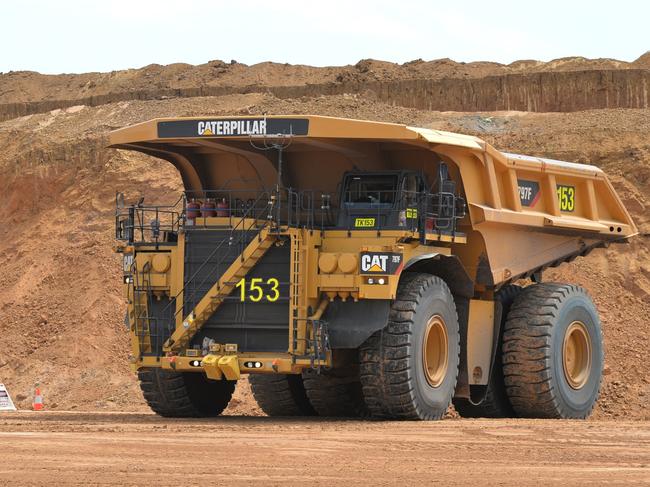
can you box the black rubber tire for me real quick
[249,374,316,417]
[453,284,522,418]
[502,283,604,419]
[359,273,460,420]
[138,368,235,417]
[302,364,368,417]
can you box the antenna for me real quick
[249,129,293,227]
[249,132,293,191]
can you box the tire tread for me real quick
[359,273,460,420]
[138,368,234,418]
[502,283,602,419]
[249,374,316,417]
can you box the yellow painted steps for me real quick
[163,227,276,353]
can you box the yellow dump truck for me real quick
[109,115,636,420]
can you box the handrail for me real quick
[175,190,273,320]
[116,187,466,247]
[127,189,276,338]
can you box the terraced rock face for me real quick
[0,76,648,419]
[1,53,649,120]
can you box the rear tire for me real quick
[453,284,522,418]
[302,360,368,417]
[138,368,235,417]
[502,283,603,419]
[249,374,316,417]
[359,273,460,420]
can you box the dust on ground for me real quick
[1,411,650,486]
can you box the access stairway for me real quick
[163,225,277,353]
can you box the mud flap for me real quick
[469,300,502,405]
[324,299,391,349]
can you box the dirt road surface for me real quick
[1,412,649,486]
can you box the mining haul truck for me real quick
[109,115,636,420]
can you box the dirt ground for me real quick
[0,58,649,487]
[1,412,649,486]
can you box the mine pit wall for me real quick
[370,69,650,112]
[1,69,649,122]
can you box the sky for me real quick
[2,0,649,74]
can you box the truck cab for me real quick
[338,170,421,229]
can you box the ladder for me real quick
[163,225,276,353]
[131,263,153,355]
[289,230,308,356]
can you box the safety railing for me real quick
[115,185,466,245]
[183,188,316,230]
[115,193,183,245]
[336,187,466,237]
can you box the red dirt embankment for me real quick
[0,86,648,418]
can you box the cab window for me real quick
[343,175,397,206]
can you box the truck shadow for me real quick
[7,410,390,424]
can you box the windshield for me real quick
[343,175,398,206]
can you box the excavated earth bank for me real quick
[0,56,648,419]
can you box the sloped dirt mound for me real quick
[0,94,648,419]
[1,54,649,121]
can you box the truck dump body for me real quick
[108,115,635,421]
[109,115,636,287]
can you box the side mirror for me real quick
[455,197,467,218]
[150,219,160,239]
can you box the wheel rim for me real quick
[422,315,449,388]
[562,321,592,390]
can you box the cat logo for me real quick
[197,119,267,137]
[360,252,403,275]
[362,254,388,272]
[158,118,310,138]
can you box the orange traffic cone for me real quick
[32,387,44,411]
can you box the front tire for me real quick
[138,368,235,417]
[359,273,460,420]
[502,283,603,419]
